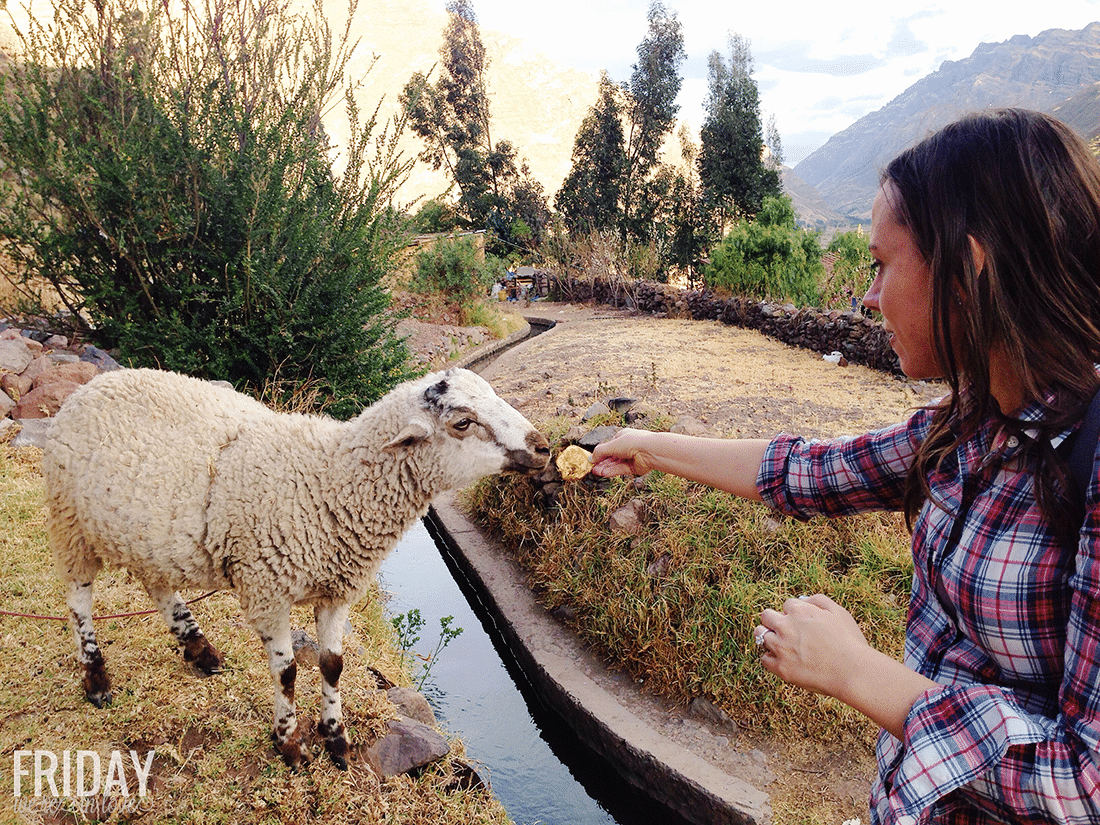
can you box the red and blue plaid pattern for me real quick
[759,405,1100,823]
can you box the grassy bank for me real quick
[467,418,912,753]
[0,442,510,825]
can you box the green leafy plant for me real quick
[0,0,415,418]
[704,195,823,306]
[411,235,501,313]
[390,608,464,690]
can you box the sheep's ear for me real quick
[382,419,433,452]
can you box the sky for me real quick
[425,0,1100,167]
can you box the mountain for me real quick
[793,22,1100,223]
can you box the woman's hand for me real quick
[591,429,658,478]
[755,594,870,697]
[755,594,939,740]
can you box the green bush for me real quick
[0,0,415,418]
[412,236,500,308]
[821,229,875,310]
[703,195,823,306]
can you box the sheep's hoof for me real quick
[82,661,112,708]
[318,719,349,770]
[84,689,113,709]
[272,730,310,771]
[183,635,225,676]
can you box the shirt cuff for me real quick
[884,684,1050,820]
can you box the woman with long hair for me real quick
[592,108,1100,823]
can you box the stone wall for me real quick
[548,275,903,377]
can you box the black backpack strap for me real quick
[1068,388,1100,507]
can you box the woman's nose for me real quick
[862,270,882,313]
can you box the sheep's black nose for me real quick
[506,430,550,472]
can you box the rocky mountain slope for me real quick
[793,22,1100,223]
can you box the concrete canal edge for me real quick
[425,497,771,825]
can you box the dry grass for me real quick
[0,441,510,825]
[469,465,910,747]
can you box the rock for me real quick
[0,338,33,374]
[670,415,709,437]
[577,424,620,448]
[291,628,320,668]
[440,759,488,793]
[608,499,646,535]
[11,380,79,419]
[690,696,738,733]
[79,345,122,371]
[11,417,51,448]
[607,397,636,413]
[581,401,610,421]
[33,360,98,389]
[1,371,31,401]
[364,716,450,778]
[386,686,436,726]
[646,552,671,578]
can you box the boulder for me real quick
[11,380,80,419]
[364,716,450,777]
[33,360,98,389]
[386,686,436,726]
[0,338,33,374]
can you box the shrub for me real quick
[411,236,500,310]
[703,195,823,306]
[0,0,415,418]
[821,229,875,310]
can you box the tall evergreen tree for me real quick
[400,0,547,248]
[621,0,685,243]
[554,73,626,233]
[697,33,781,228]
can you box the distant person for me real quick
[593,108,1100,823]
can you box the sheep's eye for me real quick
[453,418,475,432]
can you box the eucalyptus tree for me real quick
[400,0,547,250]
[697,33,781,229]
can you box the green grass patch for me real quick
[467,450,911,753]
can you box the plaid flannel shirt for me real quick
[758,402,1100,824]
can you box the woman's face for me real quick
[863,183,943,381]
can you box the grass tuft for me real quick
[467,446,911,754]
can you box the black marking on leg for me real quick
[319,651,343,689]
[279,660,297,702]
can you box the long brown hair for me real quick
[884,109,1100,536]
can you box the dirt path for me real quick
[477,302,940,440]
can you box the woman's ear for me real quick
[967,234,987,276]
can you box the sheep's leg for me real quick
[146,585,224,675]
[66,580,112,707]
[315,603,350,770]
[255,613,310,770]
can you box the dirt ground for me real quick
[475,302,941,440]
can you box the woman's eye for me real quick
[869,260,881,277]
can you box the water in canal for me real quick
[378,519,686,825]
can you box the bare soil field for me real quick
[477,302,940,440]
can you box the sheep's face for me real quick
[382,369,550,489]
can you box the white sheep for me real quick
[43,366,549,769]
